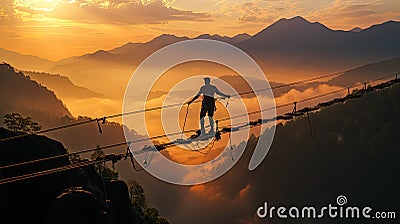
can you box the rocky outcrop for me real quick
[0,128,135,224]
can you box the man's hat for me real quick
[204,77,210,81]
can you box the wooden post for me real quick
[292,102,297,114]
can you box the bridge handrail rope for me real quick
[0,71,346,142]
[0,73,398,182]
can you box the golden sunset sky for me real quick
[1,0,399,61]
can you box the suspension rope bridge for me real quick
[0,76,374,170]
[0,73,398,185]
[0,71,342,142]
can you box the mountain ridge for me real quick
[236,16,400,79]
[328,57,400,86]
[23,70,104,99]
[2,16,399,92]
[2,16,399,65]
[0,63,71,123]
[53,16,400,76]
[0,48,55,71]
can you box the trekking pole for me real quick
[181,104,190,139]
[225,97,230,108]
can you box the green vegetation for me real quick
[3,112,42,133]
[89,148,169,223]
[90,146,119,179]
[127,179,169,224]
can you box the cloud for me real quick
[151,141,257,224]
[237,2,274,23]
[306,0,400,30]
[314,2,377,19]
[215,0,302,24]
[239,14,273,23]
[275,84,341,106]
[0,0,13,16]
[0,0,17,25]
[212,0,399,33]
[43,0,212,25]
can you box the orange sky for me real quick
[0,0,399,61]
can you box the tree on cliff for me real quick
[90,145,119,179]
[127,179,169,224]
[3,112,42,133]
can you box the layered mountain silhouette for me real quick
[1,16,400,223]
[47,17,400,95]
[0,63,71,125]
[237,16,400,78]
[0,48,55,71]
[51,34,189,72]
[0,63,145,155]
[211,57,400,98]
[194,33,251,44]
[2,17,399,77]
[328,57,400,86]
[49,16,400,80]
[23,71,103,99]
[1,16,399,95]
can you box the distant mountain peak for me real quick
[194,33,251,44]
[233,33,251,38]
[153,33,185,40]
[275,16,311,25]
[349,27,363,32]
[107,42,141,54]
[249,16,332,41]
[195,34,210,39]
[148,34,189,45]
[288,16,309,22]
[363,20,400,31]
[274,16,331,30]
[196,34,222,39]
[78,49,114,61]
[158,33,177,38]
[92,50,113,56]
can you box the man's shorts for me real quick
[200,104,215,118]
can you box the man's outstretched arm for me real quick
[215,88,230,98]
[187,91,201,105]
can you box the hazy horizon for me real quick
[1,1,400,222]
[1,16,399,62]
[1,0,399,60]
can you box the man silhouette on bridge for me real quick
[187,77,230,136]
